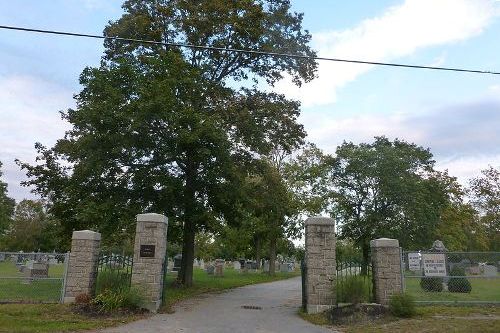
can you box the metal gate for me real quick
[301,259,307,310]
[96,252,133,293]
[336,258,374,305]
[0,252,69,303]
[402,250,500,304]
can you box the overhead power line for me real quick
[1,24,499,75]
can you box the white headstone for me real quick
[483,265,498,277]
[233,261,241,270]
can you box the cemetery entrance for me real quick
[402,250,500,304]
[0,252,69,303]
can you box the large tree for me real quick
[0,161,15,236]
[469,166,500,251]
[105,0,315,285]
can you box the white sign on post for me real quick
[422,253,446,276]
[408,253,421,272]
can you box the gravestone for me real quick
[483,265,497,277]
[193,259,200,268]
[215,259,224,277]
[0,253,5,262]
[263,261,269,273]
[173,254,182,272]
[199,259,205,270]
[233,261,241,270]
[206,264,215,275]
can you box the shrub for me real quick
[448,266,471,293]
[420,277,443,292]
[91,288,145,313]
[336,275,370,304]
[389,292,416,318]
[96,270,131,293]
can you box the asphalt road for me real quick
[96,276,334,333]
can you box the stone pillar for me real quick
[131,213,168,312]
[64,230,101,303]
[370,238,403,305]
[305,217,336,314]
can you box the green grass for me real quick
[0,262,66,303]
[300,305,500,333]
[405,277,500,303]
[161,267,300,312]
[0,304,145,333]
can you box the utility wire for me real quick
[1,24,499,75]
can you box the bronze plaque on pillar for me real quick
[140,245,156,258]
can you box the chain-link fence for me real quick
[0,252,69,303]
[402,251,500,304]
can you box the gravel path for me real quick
[96,276,334,333]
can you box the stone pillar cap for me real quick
[137,213,168,223]
[370,238,399,248]
[305,216,334,226]
[72,230,101,241]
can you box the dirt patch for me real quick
[328,303,387,325]
[71,303,149,318]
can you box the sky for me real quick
[0,0,499,201]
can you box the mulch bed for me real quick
[328,303,388,325]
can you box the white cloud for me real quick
[277,0,499,107]
[301,97,500,184]
[0,75,72,200]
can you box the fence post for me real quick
[131,213,168,313]
[63,230,101,303]
[370,238,403,305]
[305,217,336,314]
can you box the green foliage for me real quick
[448,266,472,293]
[0,200,63,252]
[96,270,132,294]
[336,275,371,304]
[0,161,15,237]
[420,277,444,292]
[468,166,500,251]
[388,292,416,318]
[91,288,144,313]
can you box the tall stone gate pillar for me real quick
[371,238,403,305]
[131,213,168,312]
[64,230,101,303]
[305,217,336,314]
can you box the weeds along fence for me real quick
[0,252,69,303]
[96,252,133,293]
[336,258,374,305]
[402,251,500,304]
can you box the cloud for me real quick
[0,75,72,200]
[276,0,500,107]
[302,98,500,182]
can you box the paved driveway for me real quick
[97,276,334,333]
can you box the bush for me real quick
[420,277,443,292]
[389,292,416,318]
[96,270,131,293]
[91,288,144,313]
[448,266,471,293]
[336,275,370,304]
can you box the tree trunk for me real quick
[179,221,195,287]
[269,236,277,275]
[255,236,261,269]
[361,240,370,276]
[178,158,197,287]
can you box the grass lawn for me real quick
[405,276,500,303]
[0,304,146,333]
[300,306,500,333]
[0,262,66,303]
[161,267,300,312]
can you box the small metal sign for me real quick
[140,245,156,258]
